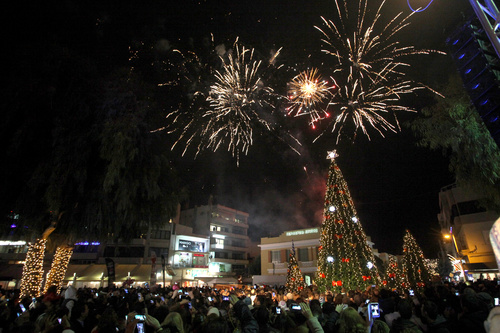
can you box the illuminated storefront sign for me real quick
[173,252,208,268]
[178,239,206,252]
[285,228,319,237]
[184,269,209,278]
[0,240,26,246]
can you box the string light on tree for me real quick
[43,246,74,294]
[384,255,407,292]
[285,241,306,293]
[402,230,432,289]
[20,239,47,297]
[315,150,380,292]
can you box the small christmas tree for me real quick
[315,151,380,292]
[402,230,432,289]
[285,242,306,293]
[383,255,407,292]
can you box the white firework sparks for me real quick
[314,0,445,141]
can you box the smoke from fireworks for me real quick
[286,68,338,127]
[313,0,445,142]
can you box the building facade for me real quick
[438,183,500,279]
[0,208,220,289]
[255,227,321,286]
[179,204,251,277]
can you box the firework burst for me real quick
[286,68,338,126]
[314,0,445,141]
[157,39,298,164]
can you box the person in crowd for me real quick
[421,300,449,333]
[336,307,367,333]
[371,320,390,333]
[389,299,422,333]
[449,291,489,333]
[63,286,78,317]
[2,279,500,333]
[68,301,90,333]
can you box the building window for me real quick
[232,227,246,235]
[271,250,281,263]
[150,230,171,239]
[232,252,245,260]
[211,225,228,232]
[215,238,224,249]
[298,248,309,261]
[215,252,228,259]
[233,264,245,271]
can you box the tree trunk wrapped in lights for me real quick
[20,238,47,297]
[402,230,432,289]
[315,151,380,292]
[285,243,306,293]
[43,246,74,294]
[383,255,407,292]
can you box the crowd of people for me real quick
[1,279,500,333]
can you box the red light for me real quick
[325,113,330,118]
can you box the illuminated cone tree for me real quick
[402,230,432,289]
[285,243,306,293]
[315,151,380,292]
[20,223,57,297]
[20,239,47,297]
[384,255,407,292]
[43,246,74,294]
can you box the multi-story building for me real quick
[438,183,499,279]
[179,204,251,277]
[0,206,217,289]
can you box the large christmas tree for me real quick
[402,230,432,289]
[285,242,306,293]
[315,151,380,292]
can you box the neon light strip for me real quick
[407,0,435,13]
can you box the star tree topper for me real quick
[327,150,339,160]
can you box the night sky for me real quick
[6,0,476,257]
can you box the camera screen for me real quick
[223,296,230,301]
[135,314,146,321]
[291,304,301,311]
[369,303,380,318]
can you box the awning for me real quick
[130,264,155,282]
[63,264,172,283]
[65,265,97,281]
[462,262,499,272]
[205,277,238,285]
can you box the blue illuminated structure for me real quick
[447,15,500,145]
[407,0,435,13]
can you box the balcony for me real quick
[209,258,249,265]
[210,244,247,252]
[97,257,143,265]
